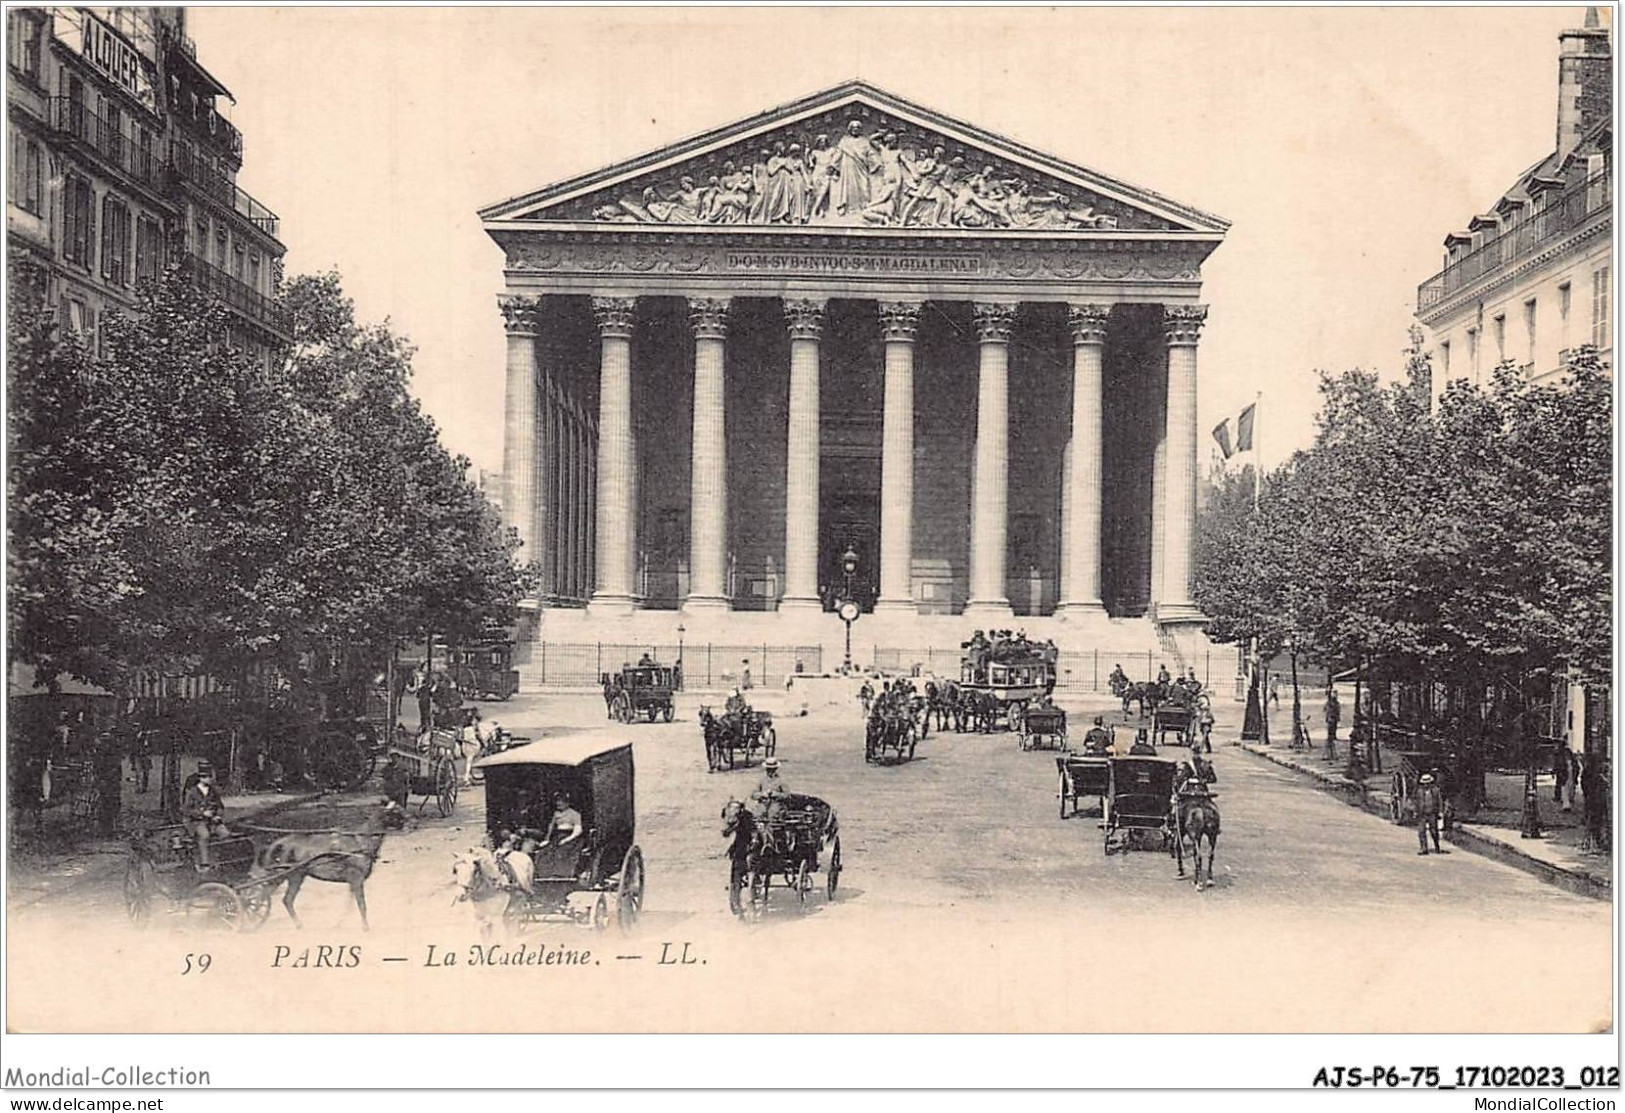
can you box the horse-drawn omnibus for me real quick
[959,632,1057,732]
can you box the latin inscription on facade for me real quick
[723,250,982,276]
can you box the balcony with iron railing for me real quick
[169,144,281,239]
[47,98,164,190]
[179,255,292,338]
[1418,168,1612,314]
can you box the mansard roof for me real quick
[479,80,1228,238]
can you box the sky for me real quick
[190,4,1600,477]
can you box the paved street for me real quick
[8,686,1611,1033]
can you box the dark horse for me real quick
[1172,783,1221,891]
[254,806,391,929]
[720,799,760,918]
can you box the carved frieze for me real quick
[535,105,1170,234]
[502,235,1206,286]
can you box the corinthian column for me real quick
[588,297,636,616]
[1058,302,1110,619]
[499,296,540,588]
[685,297,731,613]
[965,302,1016,618]
[875,300,921,615]
[780,298,825,613]
[1159,304,1206,621]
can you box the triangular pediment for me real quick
[480,82,1227,236]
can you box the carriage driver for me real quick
[1080,717,1112,756]
[182,762,229,866]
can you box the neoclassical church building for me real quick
[481,82,1228,662]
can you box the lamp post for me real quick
[837,546,860,675]
[676,625,685,692]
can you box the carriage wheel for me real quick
[240,882,274,928]
[795,859,811,908]
[1058,772,1070,820]
[617,846,645,932]
[1009,702,1027,733]
[435,760,458,817]
[662,703,674,723]
[591,892,611,932]
[124,858,153,928]
[826,837,842,900]
[749,869,769,917]
[763,726,777,757]
[187,882,245,931]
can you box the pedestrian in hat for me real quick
[1415,770,1443,855]
[1081,716,1112,756]
[182,762,228,866]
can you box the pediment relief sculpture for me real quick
[545,109,1169,233]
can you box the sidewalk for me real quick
[7,786,321,912]
[1239,736,1611,900]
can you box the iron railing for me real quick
[169,142,281,238]
[47,97,163,188]
[1419,169,1612,313]
[524,643,822,689]
[179,255,292,336]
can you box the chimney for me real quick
[1557,7,1612,161]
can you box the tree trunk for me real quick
[1346,655,1366,781]
[1290,647,1304,750]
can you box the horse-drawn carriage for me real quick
[1153,705,1193,749]
[384,734,459,817]
[445,639,521,702]
[959,633,1056,732]
[865,700,917,764]
[1103,755,1180,854]
[471,736,645,933]
[699,705,776,771]
[722,793,841,920]
[123,823,273,931]
[1057,748,1112,818]
[603,663,678,724]
[1020,703,1067,751]
[1388,750,1461,829]
[124,811,391,931]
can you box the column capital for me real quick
[689,296,731,340]
[784,297,826,341]
[1163,304,1208,347]
[972,302,1018,343]
[591,296,637,339]
[878,299,922,342]
[1067,302,1112,345]
[498,294,540,335]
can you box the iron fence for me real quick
[527,643,822,688]
[868,648,1213,691]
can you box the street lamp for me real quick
[837,546,861,675]
[676,624,685,691]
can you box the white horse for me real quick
[451,847,534,939]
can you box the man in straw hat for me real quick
[1415,770,1444,855]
